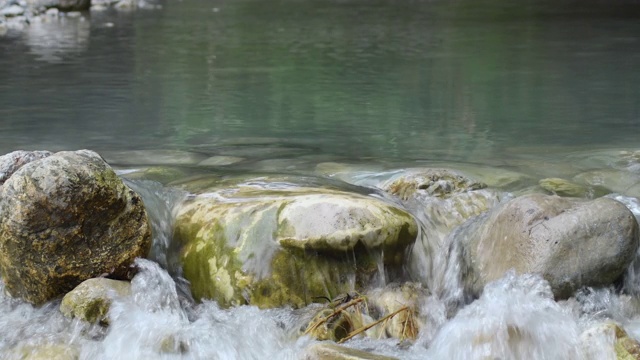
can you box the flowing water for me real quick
[0,0,640,359]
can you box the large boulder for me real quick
[0,150,151,305]
[173,178,418,308]
[455,194,639,298]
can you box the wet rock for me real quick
[574,169,640,198]
[173,178,417,308]
[381,168,503,238]
[366,282,425,340]
[457,194,639,298]
[0,150,52,185]
[8,344,79,360]
[538,177,610,198]
[197,155,244,167]
[60,278,131,324]
[1,4,25,16]
[304,305,363,342]
[119,166,189,185]
[303,343,399,360]
[101,150,208,167]
[382,169,486,201]
[580,322,640,360]
[0,150,152,304]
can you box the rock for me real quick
[538,177,610,198]
[0,150,52,185]
[380,168,503,239]
[174,178,418,308]
[382,169,486,201]
[56,0,89,11]
[580,322,640,360]
[366,283,425,340]
[197,155,244,167]
[0,150,152,304]
[0,4,25,16]
[303,343,399,360]
[8,344,79,360]
[304,305,363,342]
[45,7,58,15]
[574,169,640,198]
[456,194,639,298]
[119,166,189,185]
[101,150,208,167]
[60,278,131,324]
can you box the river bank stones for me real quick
[0,150,151,305]
[455,194,639,299]
[173,177,418,308]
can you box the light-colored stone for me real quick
[197,155,244,167]
[60,278,131,324]
[456,194,639,298]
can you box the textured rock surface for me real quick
[60,278,131,324]
[0,150,151,304]
[456,194,639,298]
[174,178,417,308]
[0,150,52,185]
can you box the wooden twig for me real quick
[304,297,365,335]
[338,306,410,344]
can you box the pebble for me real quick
[66,11,82,17]
[90,4,108,11]
[45,7,59,16]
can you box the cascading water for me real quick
[1,168,639,360]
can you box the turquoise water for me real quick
[1,1,640,359]
[0,0,638,164]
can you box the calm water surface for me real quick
[0,0,638,164]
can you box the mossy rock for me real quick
[383,169,486,200]
[174,180,418,308]
[539,177,610,198]
[581,322,640,360]
[60,278,131,325]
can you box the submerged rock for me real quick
[60,278,131,324]
[456,194,639,299]
[101,149,208,167]
[382,169,486,201]
[303,343,399,360]
[0,150,151,304]
[574,169,640,198]
[173,178,417,308]
[538,177,610,198]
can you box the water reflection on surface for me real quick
[0,0,638,163]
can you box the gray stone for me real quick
[457,194,639,299]
[0,150,53,185]
[0,150,151,304]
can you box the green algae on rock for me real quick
[539,177,611,198]
[0,150,152,305]
[173,179,418,308]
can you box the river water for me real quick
[0,0,640,359]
